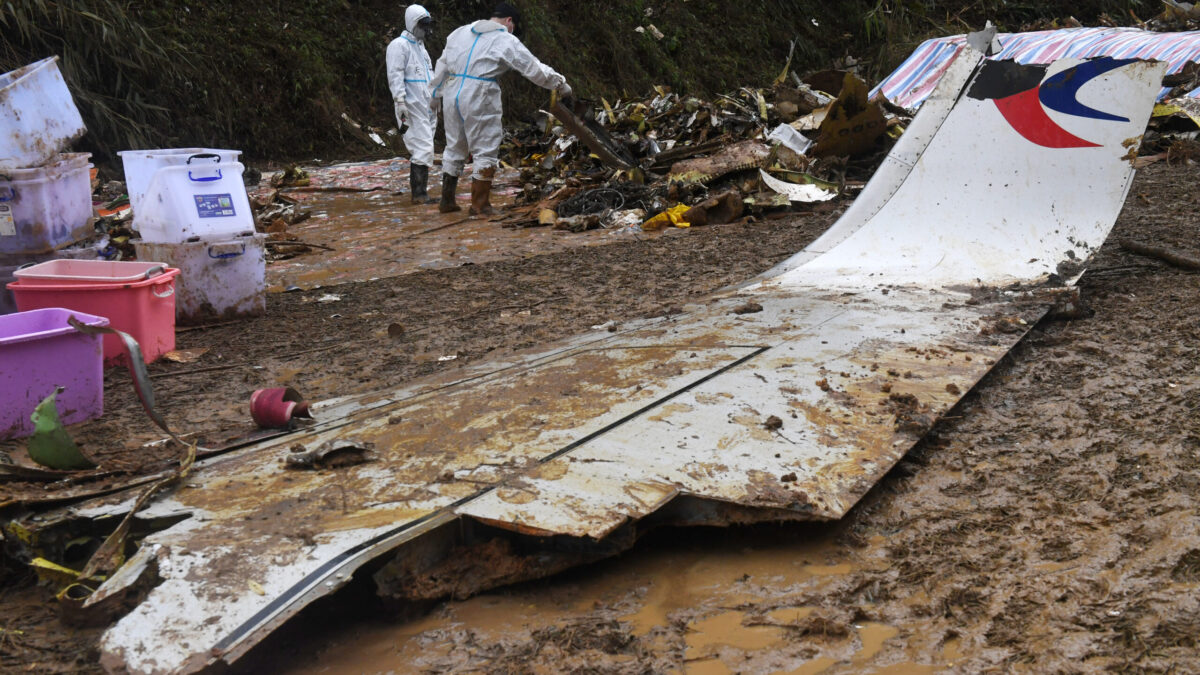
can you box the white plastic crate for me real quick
[0,57,87,170]
[133,160,255,244]
[0,153,94,256]
[133,233,266,325]
[118,148,242,216]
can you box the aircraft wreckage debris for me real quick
[0,39,1168,675]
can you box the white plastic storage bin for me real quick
[133,161,255,244]
[118,148,242,216]
[0,57,87,170]
[133,233,266,325]
[0,153,94,256]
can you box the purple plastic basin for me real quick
[0,307,108,440]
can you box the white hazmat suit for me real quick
[386,5,436,169]
[430,19,568,181]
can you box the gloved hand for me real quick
[394,100,408,133]
[556,81,573,99]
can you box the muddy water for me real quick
[264,168,653,292]
[281,526,949,674]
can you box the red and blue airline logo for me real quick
[967,57,1135,148]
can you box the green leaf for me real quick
[27,387,96,471]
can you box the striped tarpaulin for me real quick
[871,27,1200,109]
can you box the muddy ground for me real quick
[2,161,1199,673]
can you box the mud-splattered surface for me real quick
[2,162,1198,673]
[261,164,652,291]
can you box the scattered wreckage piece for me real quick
[549,98,637,171]
[759,169,837,203]
[809,72,889,158]
[7,46,1166,674]
[666,139,771,185]
[285,438,375,469]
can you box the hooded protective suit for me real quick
[385,5,435,168]
[430,19,567,180]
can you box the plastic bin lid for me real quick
[14,259,170,284]
[0,307,109,347]
[118,148,242,159]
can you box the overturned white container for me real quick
[0,153,94,256]
[118,148,242,217]
[0,57,87,170]
[133,160,255,244]
[133,233,266,325]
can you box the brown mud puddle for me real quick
[260,162,655,291]
[277,525,945,675]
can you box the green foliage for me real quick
[0,0,1145,163]
[27,388,94,471]
[0,0,190,156]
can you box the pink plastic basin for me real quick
[8,267,180,365]
[0,307,108,440]
[14,259,168,284]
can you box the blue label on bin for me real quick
[194,194,236,219]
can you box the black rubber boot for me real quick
[438,174,461,213]
[409,164,432,204]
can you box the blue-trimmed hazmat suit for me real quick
[429,9,570,214]
[386,4,436,202]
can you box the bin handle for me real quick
[0,177,14,202]
[209,242,246,259]
[188,169,223,182]
[16,262,37,270]
[152,284,175,299]
[143,264,166,279]
[187,153,221,164]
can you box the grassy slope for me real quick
[0,0,1146,163]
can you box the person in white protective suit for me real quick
[386,4,437,203]
[429,2,572,215]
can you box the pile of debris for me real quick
[495,64,907,232]
[1144,0,1200,31]
[1142,62,1200,162]
[248,167,320,261]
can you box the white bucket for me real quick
[0,57,87,170]
[134,161,255,244]
[118,148,242,216]
[0,153,94,256]
[133,233,266,325]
